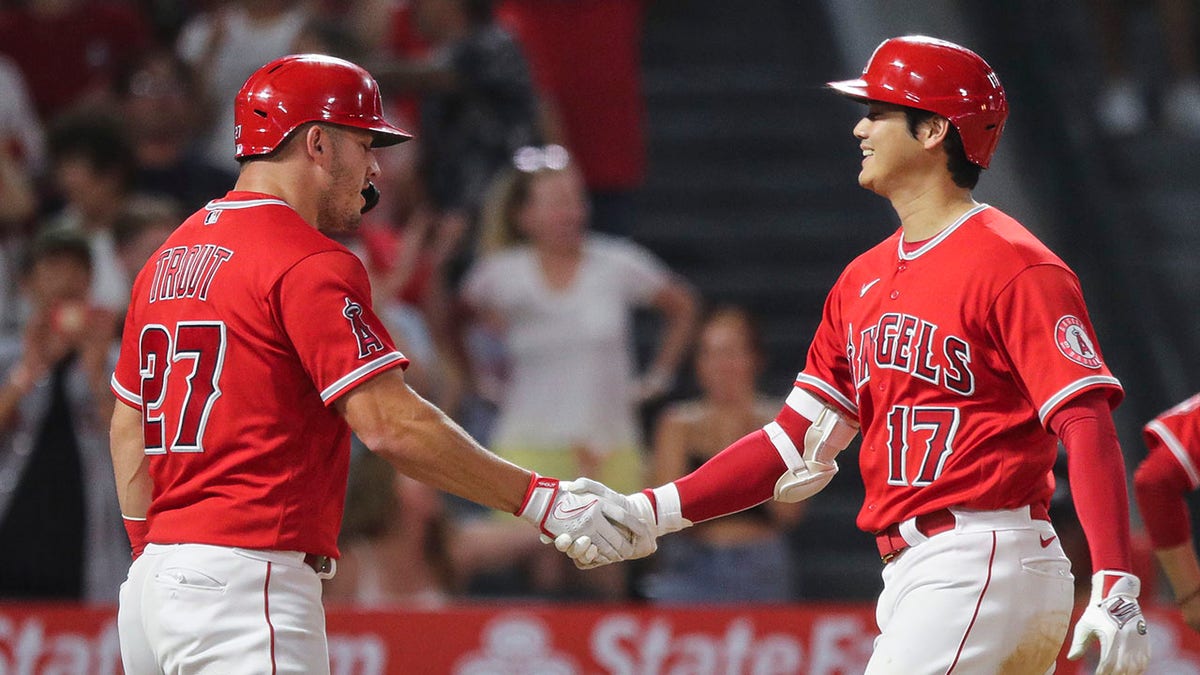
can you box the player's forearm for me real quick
[673,429,786,522]
[1156,541,1200,602]
[386,398,531,513]
[109,400,152,517]
[343,372,531,513]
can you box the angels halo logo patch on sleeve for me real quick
[1055,315,1102,368]
[342,297,385,359]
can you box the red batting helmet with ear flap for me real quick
[233,54,412,160]
[827,35,1008,168]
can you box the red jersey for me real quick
[1144,393,1200,490]
[111,192,407,557]
[797,205,1122,532]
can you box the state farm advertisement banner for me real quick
[3,602,1200,674]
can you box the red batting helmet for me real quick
[827,36,1008,168]
[234,54,411,160]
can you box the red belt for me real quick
[304,553,333,575]
[874,504,1050,564]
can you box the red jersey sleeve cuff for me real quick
[111,373,142,409]
[319,352,409,404]
[1037,376,1123,427]
[793,374,858,419]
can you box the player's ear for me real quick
[303,124,329,162]
[921,116,950,150]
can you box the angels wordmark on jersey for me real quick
[846,312,975,397]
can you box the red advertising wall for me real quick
[1,602,1197,674]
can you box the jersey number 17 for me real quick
[885,405,960,486]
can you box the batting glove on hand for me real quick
[555,478,692,569]
[516,473,644,567]
[1068,570,1151,675]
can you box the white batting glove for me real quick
[516,473,644,567]
[556,478,692,569]
[1067,570,1151,675]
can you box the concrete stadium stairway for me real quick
[636,0,892,600]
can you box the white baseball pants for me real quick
[118,543,330,674]
[865,506,1075,675]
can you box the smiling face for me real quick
[315,126,381,234]
[852,102,931,197]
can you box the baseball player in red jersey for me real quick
[107,54,645,674]
[558,36,1152,673]
[1134,393,1200,632]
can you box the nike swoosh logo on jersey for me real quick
[552,499,597,520]
[860,278,881,297]
[1040,535,1057,548]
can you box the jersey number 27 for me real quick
[138,322,227,454]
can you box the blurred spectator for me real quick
[44,112,138,313]
[641,306,805,602]
[116,50,236,213]
[0,230,125,601]
[0,141,36,230]
[0,143,37,337]
[324,450,541,607]
[0,53,46,174]
[111,194,181,285]
[0,54,43,336]
[371,0,541,278]
[1092,0,1200,136]
[351,0,431,130]
[460,148,697,597]
[366,0,543,416]
[176,0,311,170]
[0,0,151,121]
[498,0,648,237]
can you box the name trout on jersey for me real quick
[147,245,235,303]
[847,312,974,396]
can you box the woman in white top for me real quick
[462,146,697,504]
[461,147,696,598]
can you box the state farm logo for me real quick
[453,612,875,674]
[0,616,122,674]
[1055,315,1102,369]
[453,615,577,674]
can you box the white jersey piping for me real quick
[897,203,990,261]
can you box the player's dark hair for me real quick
[904,108,981,189]
[238,121,327,166]
[21,229,93,278]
